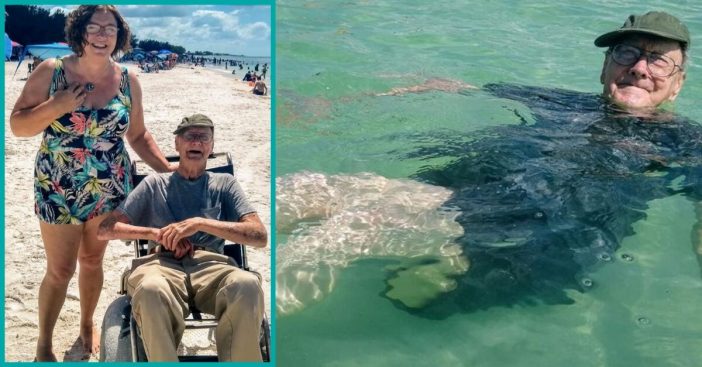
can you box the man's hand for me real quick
[172,238,194,259]
[157,236,193,259]
[158,217,203,253]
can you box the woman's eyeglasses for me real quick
[86,23,119,36]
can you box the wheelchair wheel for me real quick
[129,314,149,361]
[99,295,133,362]
[260,315,271,362]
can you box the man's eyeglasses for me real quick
[609,44,682,78]
[181,132,213,143]
[86,23,119,36]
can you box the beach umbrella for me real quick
[158,49,172,55]
[13,42,72,78]
[5,33,12,60]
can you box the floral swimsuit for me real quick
[34,58,133,224]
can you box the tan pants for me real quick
[126,250,264,362]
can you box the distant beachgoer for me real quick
[253,80,268,96]
[9,5,174,361]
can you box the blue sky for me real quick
[46,5,271,57]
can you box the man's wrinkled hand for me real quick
[172,238,194,259]
[158,218,202,252]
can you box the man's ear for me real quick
[667,71,686,102]
[600,55,609,85]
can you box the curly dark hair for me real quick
[65,5,132,57]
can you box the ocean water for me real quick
[275,1,702,366]
[200,55,271,75]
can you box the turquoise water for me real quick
[276,1,702,366]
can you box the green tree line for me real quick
[5,5,66,45]
[137,39,186,55]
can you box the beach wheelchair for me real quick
[99,153,271,362]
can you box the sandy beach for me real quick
[4,61,271,361]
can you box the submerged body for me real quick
[412,84,702,315]
[277,83,702,316]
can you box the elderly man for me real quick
[596,11,688,111]
[98,114,267,362]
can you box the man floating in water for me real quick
[277,11,702,316]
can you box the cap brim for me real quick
[173,124,214,135]
[594,29,688,47]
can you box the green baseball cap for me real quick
[173,113,214,135]
[594,11,690,48]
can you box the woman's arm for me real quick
[10,59,87,137]
[124,70,175,172]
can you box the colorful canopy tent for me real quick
[13,42,72,78]
[24,42,71,58]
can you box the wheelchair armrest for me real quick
[223,243,249,271]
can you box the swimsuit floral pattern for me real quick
[34,57,133,224]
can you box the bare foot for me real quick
[35,345,58,362]
[79,323,100,356]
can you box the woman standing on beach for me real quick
[9,5,173,361]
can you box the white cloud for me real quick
[48,6,73,16]
[120,5,195,18]
[35,5,269,55]
[237,22,270,40]
[122,6,270,56]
